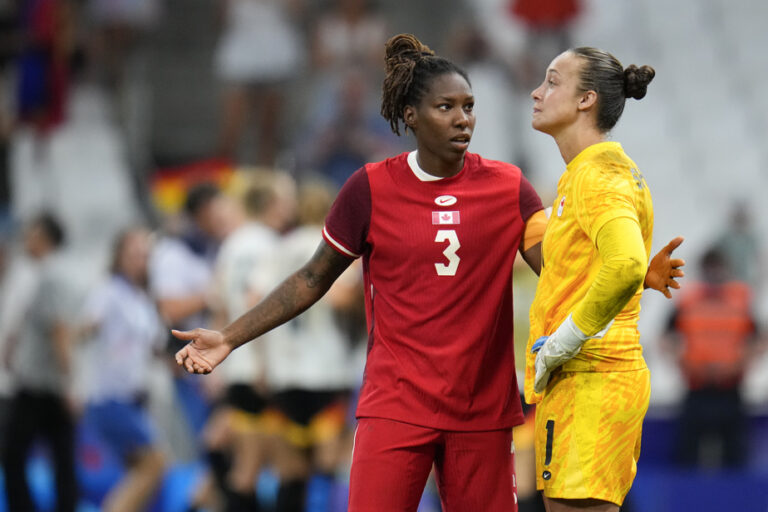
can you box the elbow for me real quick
[617,256,646,293]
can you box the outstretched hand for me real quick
[173,328,232,374]
[645,236,685,299]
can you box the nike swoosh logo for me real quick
[435,195,457,206]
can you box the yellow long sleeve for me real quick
[571,216,647,336]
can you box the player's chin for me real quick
[531,116,551,134]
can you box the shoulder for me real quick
[572,158,635,196]
[361,152,409,179]
[468,152,522,177]
[151,236,201,269]
[86,275,122,308]
[724,281,753,304]
[577,144,636,179]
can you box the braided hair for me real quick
[380,34,470,136]
[570,47,655,132]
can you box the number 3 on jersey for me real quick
[435,229,460,276]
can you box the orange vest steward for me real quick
[675,281,754,389]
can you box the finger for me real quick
[175,346,188,365]
[662,287,672,299]
[671,269,684,278]
[669,258,685,268]
[184,357,195,374]
[663,236,685,254]
[172,329,197,341]
[669,280,681,290]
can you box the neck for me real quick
[553,123,606,165]
[415,148,465,178]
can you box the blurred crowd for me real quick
[0,0,766,510]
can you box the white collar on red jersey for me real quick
[407,151,444,182]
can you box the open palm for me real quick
[173,328,232,374]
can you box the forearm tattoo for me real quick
[224,242,353,348]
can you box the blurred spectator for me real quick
[507,0,581,90]
[311,0,386,76]
[84,0,162,206]
[79,227,167,512]
[296,69,400,187]
[213,0,305,166]
[82,228,165,512]
[0,222,19,465]
[13,0,75,211]
[663,247,760,469]
[149,183,241,455]
[262,180,361,512]
[16,0,75,135]
[446,23,518,164]
[0,212,78,512]
[200,169,296,511]
[151,182,240,349]
[0,0,13,226]
[715,203,762,289]
[84,0,160,93]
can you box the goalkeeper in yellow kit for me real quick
[526,47,684,512]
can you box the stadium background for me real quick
[2,0,767,510]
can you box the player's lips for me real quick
[450,133,471,149]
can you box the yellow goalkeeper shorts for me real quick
[535,368,651,506]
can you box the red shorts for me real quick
[349,417,518,512]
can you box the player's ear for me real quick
[403,105,417,131]
[577,90,597,112]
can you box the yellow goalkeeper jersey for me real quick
[525,142,654,401]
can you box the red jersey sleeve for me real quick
[323,167,371,258]
[519,173,544,222]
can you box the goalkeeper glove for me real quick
[530,314,613,393]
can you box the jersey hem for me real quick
[355,411,525,432]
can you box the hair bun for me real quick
[623,64,656,100]
[384,34,434,72]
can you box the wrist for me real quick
[219,328,238,352]
[553,314,588,355]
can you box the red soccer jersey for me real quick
[323,151,542,431]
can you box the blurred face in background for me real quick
[195,195,242,242]
[116,229,152,286]
[23,222,53,260]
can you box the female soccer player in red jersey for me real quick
[526,48,683,512]
[173,35,682,511]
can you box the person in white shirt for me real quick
[204,169,297,510]
[80,227,167,512]
[262,180,363,512]
[149,183,243,446]
[1,212,78,512]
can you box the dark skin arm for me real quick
[521,242,542,276]
[174,241,353,374]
